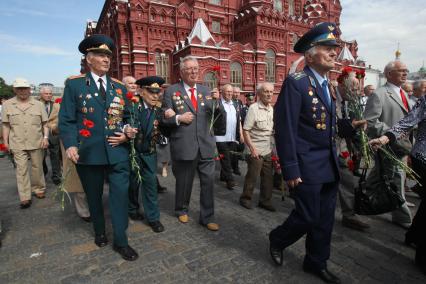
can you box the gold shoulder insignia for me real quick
[67,74,85,80]
[111,77,124,85]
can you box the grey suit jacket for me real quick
[364,82,412,154]
[161,82,219,161]
[364,82,410,137]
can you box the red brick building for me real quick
[85,0,363,94]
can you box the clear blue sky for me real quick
[0,0,424,87]
[0,0,104,86]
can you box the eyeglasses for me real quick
[184,67,199,72]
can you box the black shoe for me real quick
[129,213,144,221]
[258,203,276,212]
[94,234,108,247]
[113,244,139,261]
[239,199,252,209]
[269,243,283,266]
[303,266,341,284]
[80,216,91,223]
[20,200,32,209]
[157,184,167,193]
[233,170,241,176]
[148,221,165,233]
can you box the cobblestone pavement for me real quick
[0,157,425,284]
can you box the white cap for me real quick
[13,78,30,88]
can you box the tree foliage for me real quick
[0,77,14,99]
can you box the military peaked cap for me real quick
[294,22,339,54]
[78,34,115,55]
[136,76,165,94]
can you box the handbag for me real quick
[354,153,405,215]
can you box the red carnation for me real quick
[54,98,62,104]
[355,70,365,79]
[175,91,181,97]
[83,119,95,129]
[340,151,350,159]
[130,96,139,103]
[0,144,8,152]
[342,66,353,75]
[126,92,134,100]
[212,65,221,72]
[79,129,91,138]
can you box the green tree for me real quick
[0,77,14,99]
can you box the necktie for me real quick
[145,107,152,121]
[321,80,331,107]
[98,78,106,101]
[45,103,50,115]
[399,88,409,111]
[189,87,197,111]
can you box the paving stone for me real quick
[0,158,425,283]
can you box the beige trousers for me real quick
[13,149,46,201]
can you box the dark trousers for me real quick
[240,153,273,205]
[43,137,62,182]
[76,161,129,247]
[172,154,215,224]
[216,141,236,182]
[128,153,160,222]
[269,181,338,270]
[406,156,426,264]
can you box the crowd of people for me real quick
[1,22,425,282]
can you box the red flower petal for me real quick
[54,98,62,104]
[79,129,91,138]
[83,119,95,129]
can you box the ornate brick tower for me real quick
[84,0,363,96]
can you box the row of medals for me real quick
[172,93,206,112]
[309,88,327,130]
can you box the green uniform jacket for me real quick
[59,73,130,165]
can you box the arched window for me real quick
[265,49,275,83]
[204,72,217,90]
[230,62,242,88]
[288,0,295,16]
[273,0,283,12]
[155,52,170,84]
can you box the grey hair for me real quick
[179,55,198,70]
[233,86,241,92]
[221,84,233,92]
[256,82,274,95]
[122,76,136,84]
[413,79,426,90]
[304,46,319,57]
[40,85,53,93]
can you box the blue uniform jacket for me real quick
[274,66,339,184]
[59,73,130,165]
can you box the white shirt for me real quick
[91,72,108,90]
[215,98,237,142]
[183,82,197,101]
[387,81,405,103]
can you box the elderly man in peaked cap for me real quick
[59,34,138,261]
[124,76,166,233]
[269,23,342,283]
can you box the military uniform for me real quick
[58,35,132,250]
[128,76,165,232]
[2,96,47,202]
[269,23,342,281]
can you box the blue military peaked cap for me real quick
[245,92,255,100]
[136,76,165,94]
[294,22,339,54]
[78,34,115,55]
